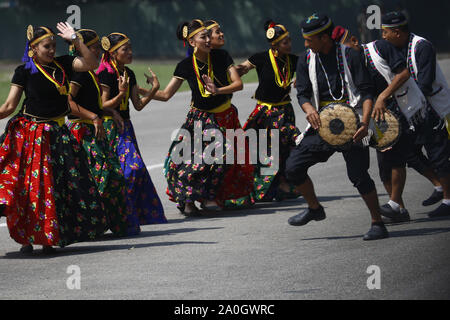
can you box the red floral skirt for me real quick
[164,105,254,208]
[0,116,107,247]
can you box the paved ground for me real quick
[0,60,450,300]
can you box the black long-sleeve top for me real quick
[362,39,406,96]
[400,33,436,97]
[295,43,374,109]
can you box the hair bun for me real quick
[176,21,189,41]
[101,36,111,51]
[332,26,347,43]
[264,19,276,31]
[27,25,34,41]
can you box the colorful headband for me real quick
[267,24,289,45]
[28,25,54,47]
[78,29,100,47]
[23,25,55,74]
[381,21,408,29]
[183,19,206,40]
[101,33,130,52]
[69,29,99,55]
[302,18,333,36]
[206,21,220,30]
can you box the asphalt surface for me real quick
[0,60,450,300]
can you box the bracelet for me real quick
[91,115,100,121]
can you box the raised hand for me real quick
[118,72,129,92]
[202,74,218,95]
[145,68,160,89]
[56,22,76,42]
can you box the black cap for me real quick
[382,11,408,29]
[301,13,333,36]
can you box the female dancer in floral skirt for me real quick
[66,29,129,237]
[237,20,301,202]
[97,32,167,235]
[154,19,254,215]
[0,23,108,254]
[202,19,256,209]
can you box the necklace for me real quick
[192,52,214,98]
[317,46,345,101]
[33,58,69,95]
[269,49,292,89]
[197,61,206,71]
[110,59,130,111]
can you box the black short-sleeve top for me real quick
[248,51,298,103]
[173,49,234,111]
[11,55,75,119]
[98,66,137,120]
[68,71,104,120]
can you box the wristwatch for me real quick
[71,33,78,42]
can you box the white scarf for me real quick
[364,41,427,124]
[409,34,450,119]
[296,44,369,146]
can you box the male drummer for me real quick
[382,12,450,218]
[285,13,388,240]
[334,26,443,223]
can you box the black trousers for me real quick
[285,131,376,195]
[377,126,430,183]
[377,144,431,183]
[378,108,450,181]
[420,110,450,179]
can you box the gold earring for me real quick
[194,47,198,54]
[273,49,278,57]
[28,49,34,58]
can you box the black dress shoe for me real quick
[379,203,401,219]
[428,203,450,218]
[288,206,326,226]
[363,223,389,241]
[422,190,443,206]
[381,208,411,223]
